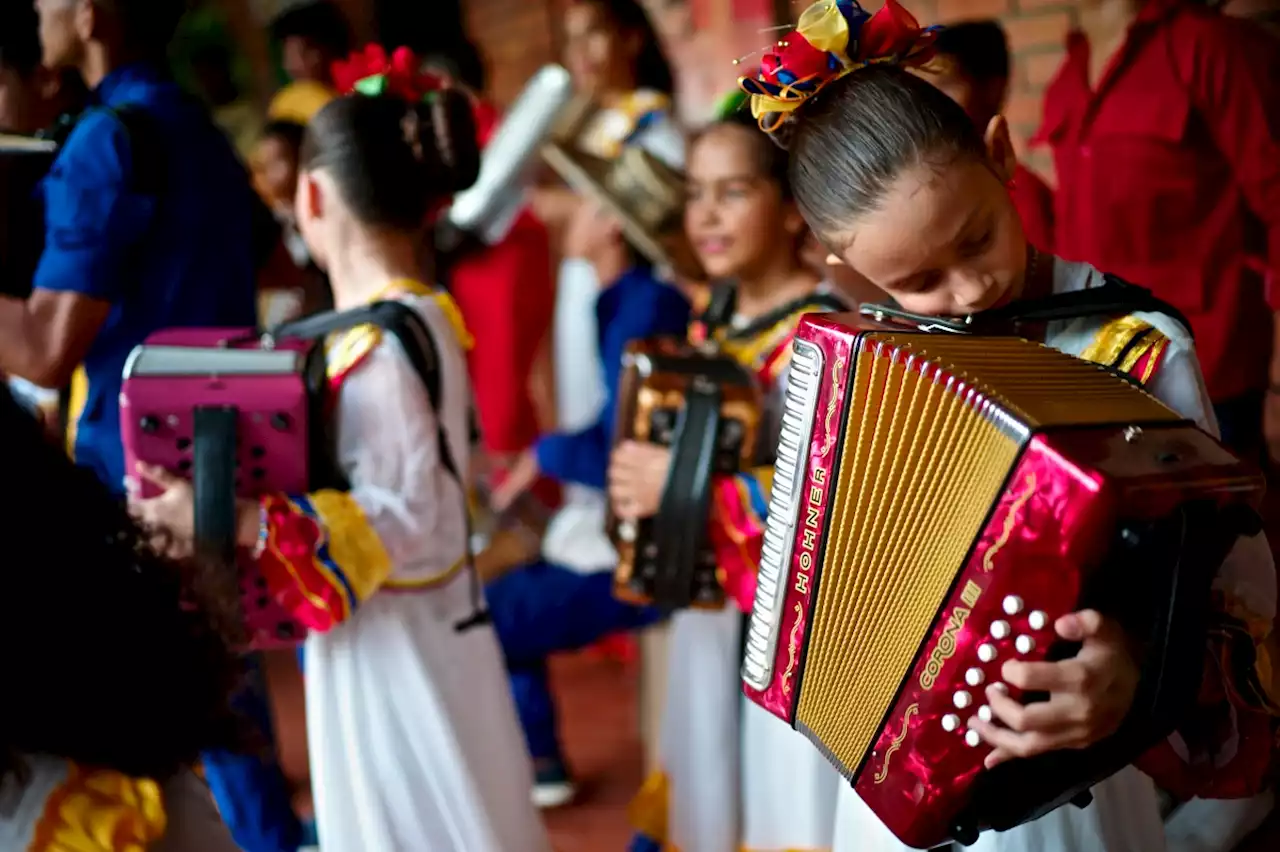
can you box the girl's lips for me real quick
[695,237,732,255]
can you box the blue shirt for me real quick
[36,63,259,492]
[535,268,690,489]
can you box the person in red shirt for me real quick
[1037,0,1280,459]
[913,20,1055,253]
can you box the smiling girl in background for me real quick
[617,107,846,852]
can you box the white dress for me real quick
[278,293,551,852]
[0,756,237,852]
[830,258,1277,852]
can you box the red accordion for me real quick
[741,312,1264,848]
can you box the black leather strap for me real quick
[192,406,239,566]
[650,379,723,608]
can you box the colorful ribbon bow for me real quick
[331,44,447,102]
[738,0,941,133]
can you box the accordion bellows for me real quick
[743,314,1262,848]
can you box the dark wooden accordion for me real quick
[608,339,763,609]
[741,312,1265,849]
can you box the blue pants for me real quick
[487,561,663,762]
[202,654,304,852]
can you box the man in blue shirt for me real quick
[0,0,258,493]
[1,4,303,851]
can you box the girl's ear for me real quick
[983,115,1017,183]
[299,172,324,221]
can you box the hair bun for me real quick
[420,88,481,196]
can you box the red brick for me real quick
[1021,50,1066,90]
[1004,91,1044,128]
[937,0,1014,22]
[1005,11,1072,52]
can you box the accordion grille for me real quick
[793,333,1179,776]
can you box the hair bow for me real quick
[738,0,940,133]
[331,44,447,101]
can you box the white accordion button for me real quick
[965,729,982,747]
[990,682,1009,695]
[1028,610,1048,630]
[942,714,960,732]
[977,705,993,723]
[977,643,997,663]
[1015,635,1036,654]
[990,620,1011,639]
[1002,595,1024,615]
[618,520,637,543]
[965,667,985,687]
[954,690,973,709]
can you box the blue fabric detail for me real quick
[36,62,258,493]
[743,473,769,518]
[535,268,689,489]
[488,562,664,760]
[628,834,663,852]
[201,654,303,852]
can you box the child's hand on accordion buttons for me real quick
[968,609,1140,769]
[128,463,196,559]
[608,441,672,520]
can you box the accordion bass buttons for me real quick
[1002,595,1024,615]
[965,667,984,687]
[1027,610,1048,631]
[964,729,982,747]
[990,620,1010,639]
[953,690,973,709]
[1015,635,1036,655]
[977,643,997,663]
[941,714,960,732]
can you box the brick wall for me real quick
[465,0,1079,173]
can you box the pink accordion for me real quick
[121,328,328,650]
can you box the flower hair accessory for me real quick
[738,0,941,133]
[331,44,448,102]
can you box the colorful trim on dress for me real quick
[1078,314,1171,385]
[29,763,166,852]
[258,490,393,630]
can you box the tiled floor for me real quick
[543,649,645,851]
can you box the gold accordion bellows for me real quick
[742,314,1263,848]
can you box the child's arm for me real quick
[536,274,691,490]
[251,334,465,632]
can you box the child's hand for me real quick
[968,609,1139,768]
[608,441,672,520]
[491,448,540,514]
[127,463,196,558]
[563,200,622,261]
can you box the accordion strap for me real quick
[275,301,490,632]
[863,278,1193,341]
[651,378,723,609]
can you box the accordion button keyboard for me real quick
[1015,635,1036,654]
[990,620,1010,639]
[618,520,637,543]
[1028,610,1048,631]
[964,730,982,747]
[965,667,985,687]
[942,714,960,732]
[977,705,993,723]
[1003,595,1024,615]
[977,643,997,663]
[953,690,973,709]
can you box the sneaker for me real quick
[532,761,577,809]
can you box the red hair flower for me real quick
[330,44,447,102]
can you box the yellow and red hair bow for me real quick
[738,0,940,133]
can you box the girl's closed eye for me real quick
[958,224,995,258]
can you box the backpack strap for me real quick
[275,301,490,631]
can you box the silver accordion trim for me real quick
[122,344,303,379]
[741,336,823,691]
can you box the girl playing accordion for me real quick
[131,57,551,852]
[615,108,851,852]
[735,2,1279,851]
